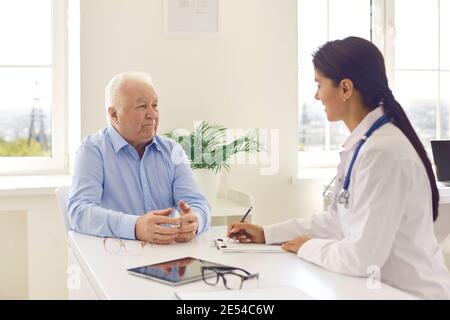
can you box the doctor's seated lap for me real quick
[67,71,211,245]
[227,37,450,300]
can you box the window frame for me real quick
[298,0,449,172]
[0,0,67,175]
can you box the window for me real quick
[0,0,66,175]
[298,0,450,172]
[298,0,371,169]
[393,0,450,145]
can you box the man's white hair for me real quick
[104,71,154,114]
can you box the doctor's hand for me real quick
[135,208,180,244]
[281,235,312,254]
[175,200,199,243]
[227,222,266,244]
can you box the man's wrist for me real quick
[117,213,140,240]
[134,216,142,240]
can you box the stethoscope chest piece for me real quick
[338,189,351,209]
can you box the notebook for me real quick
[175,286,314,300]
[213,238,285,253]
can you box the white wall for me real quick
[0,194,68,299]
[79,0,325,226]
[0,212,28,299]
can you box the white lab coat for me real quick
[264,107,450,299]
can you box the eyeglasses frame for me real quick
[200,266,259,290]
[102,237,148,254]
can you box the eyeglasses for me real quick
[201,266,259,290]
[103,237,149,255]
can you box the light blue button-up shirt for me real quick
[67,125,210,239]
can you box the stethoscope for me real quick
[325,114,391,209]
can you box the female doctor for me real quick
[227,37,450,299]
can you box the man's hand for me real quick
[135,208,180,244]
[175,200,199,243]
[281,235,312,254]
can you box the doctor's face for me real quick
[109,79,159,147]
[314,70,346,122]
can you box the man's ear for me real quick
[108,106,119,124]
[340,78,354,101]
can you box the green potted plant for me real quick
[164,121,263,204]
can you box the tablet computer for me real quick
[127,257,229,286]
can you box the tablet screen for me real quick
[127,257,228,286]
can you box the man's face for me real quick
[109,79,159,147]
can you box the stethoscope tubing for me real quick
[338,114,391,208]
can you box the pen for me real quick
[240,206,253,222]
[227,206,253,242]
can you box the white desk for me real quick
[68,227,417,300]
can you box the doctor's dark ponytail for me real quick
[312,36,439,222]
[381,94,439,222]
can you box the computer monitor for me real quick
[431,140,450,184]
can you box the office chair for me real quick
[55,186,71,232]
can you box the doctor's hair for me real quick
[104,71,155,121]
[312,36,439,221]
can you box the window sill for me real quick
[0,174,71,197]
[291,168,335,185]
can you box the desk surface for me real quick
[68,227,418,300]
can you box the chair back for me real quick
[55,186,71,232]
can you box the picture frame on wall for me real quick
[163,0,221,36]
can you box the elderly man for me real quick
[67,71,210,244]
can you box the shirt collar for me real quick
[107,125,129,153]
[342,106,385,151]
[149,136,162,152]
[106,125,162,154]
